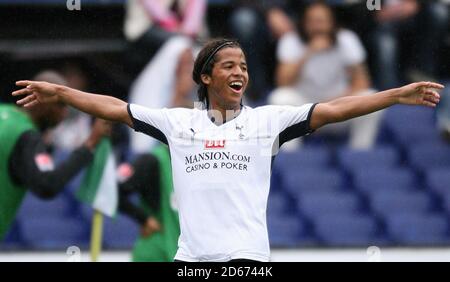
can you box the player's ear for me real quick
[201,74,211,86]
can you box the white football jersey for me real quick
[128,102,317,262]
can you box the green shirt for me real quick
[0,105,37,240]
[132,145,180,262]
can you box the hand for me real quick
[141,217,161,238]
[308,35,332,54]
[376,0,419,22]
[267,8,294,39]
[397,81,444,107]
[13,81,63,108]
[84,119,113,150]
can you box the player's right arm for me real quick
[12,81,133,128]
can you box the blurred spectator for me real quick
[0,71,110,240]
[269,1,382,149]
[119,145,179,262]
[49,63,130,163]
[371,0,449,90]
[50,63,92,151]
[124,0,207,75]
[128,36,196,153]
[228,0,298,103]
[125,0,206,153]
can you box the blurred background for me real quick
[1,0,450,262]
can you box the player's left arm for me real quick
[310,81,444,130]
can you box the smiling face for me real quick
[201,47,249,111]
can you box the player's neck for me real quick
[208,102,242,125]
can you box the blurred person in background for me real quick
[50,63,131,163]
[50,63,93,152]
[118,145,179,262]
[0,71,110,240]
[123,1,202,257]
[371,0,449,90]
[269,1,381,149]
[228,0,298,103]
[124,0,207,75]
[125,0,206,153]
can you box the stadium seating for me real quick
[296,191,360,218]
[275,146,332,169]
[17,194,72,218]
[267,191,290,216]
[424,168,450,196]
[102,215,139,249]
[282,168,344,199]
[369,190,432,218]
[337,145,399,171]
[385,213,449,245]
[440,194,450,214]
[78,204,139,249]
[21,217,88,249]
[352,167,417,193]
[407,142,450,171]
[266,102,450,247]
[313,213,379,246]
[2,220,24,248]
[267,214,312,247]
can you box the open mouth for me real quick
[229,81,243,92]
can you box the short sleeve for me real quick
[127,103,169,144]
[276,103,317,132]
[338,30,366,66]
[276,32,305,63]
[275,103,318,145]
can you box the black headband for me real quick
[198,41,236,79]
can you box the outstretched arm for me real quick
[12,81,133,127]
[310,81,444,130]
